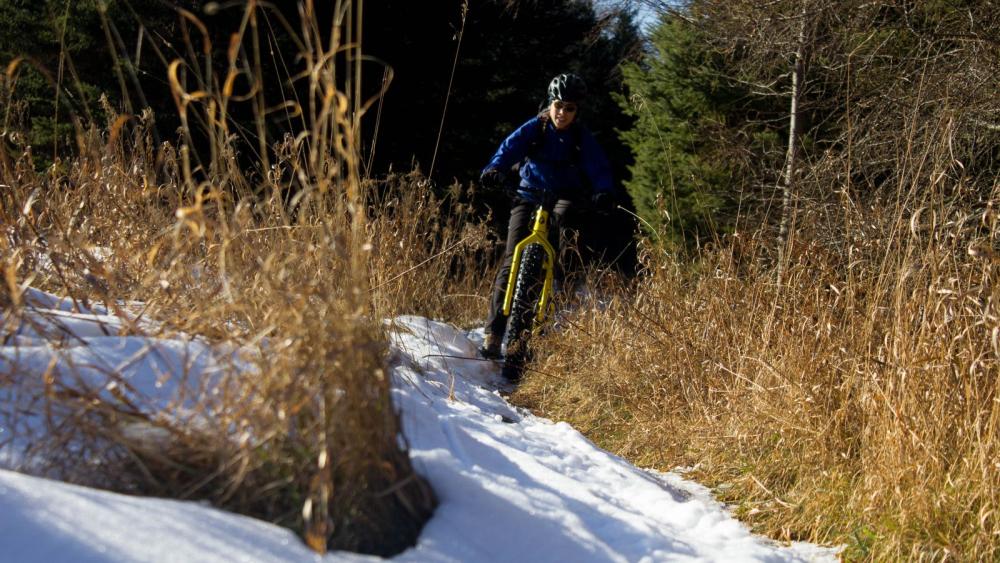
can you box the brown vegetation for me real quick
[0,0,490,555]
[4,0,998,559]
[512,3,999,559]
[514,26,1000,563]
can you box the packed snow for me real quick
[0,289,839,562]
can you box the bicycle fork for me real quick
[502,206,556,333]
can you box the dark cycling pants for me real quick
[485,198,573,339]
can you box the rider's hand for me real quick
[591,191,615,213]
[480,168,507,191]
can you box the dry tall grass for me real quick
[514,128,1000,559]
[0,1,479,555]
[366,172,494,326]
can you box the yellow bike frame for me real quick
[502,206,556,333]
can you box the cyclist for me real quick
[478,72,615,360]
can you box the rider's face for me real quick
[549,100,578,130]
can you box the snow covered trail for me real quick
[0,292,839,562]
[384,316,835,563]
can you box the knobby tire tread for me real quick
[502,243,545,380]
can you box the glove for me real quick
[591,191,615,212]
[480,168,507,191]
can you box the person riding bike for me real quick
[478,73,615,360]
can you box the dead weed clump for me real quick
[0,1,438,556]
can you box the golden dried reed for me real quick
[514,139,999,560]
[0,1,463,555]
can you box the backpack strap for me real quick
[530,112,549,156]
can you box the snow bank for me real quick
[1,289,228,475]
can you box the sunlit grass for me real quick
[0,0,499,555]
[514,135,1000,560]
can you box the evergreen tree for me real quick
[1,0,111,157]
[618,14,753,244]
[0,0,200,163]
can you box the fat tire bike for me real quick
[500,197,559,381]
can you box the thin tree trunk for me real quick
[777,0,810,278]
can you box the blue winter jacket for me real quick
[483,115,613,203]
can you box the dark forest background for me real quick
[1,0,645,267]
[0,1,638,188]
[3,0,997,252]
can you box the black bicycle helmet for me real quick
[547,73,587,104]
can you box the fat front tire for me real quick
[502,243,545,380]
